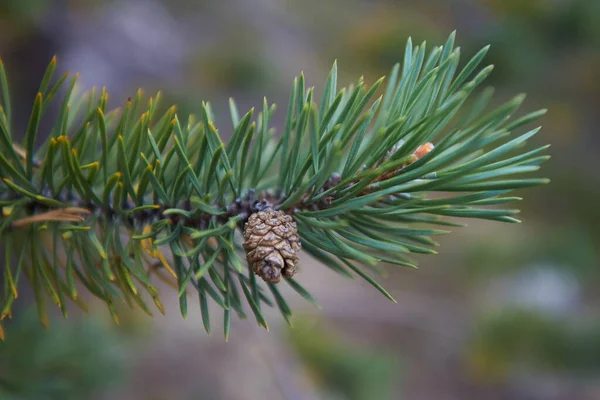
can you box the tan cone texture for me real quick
[243,209,301,283]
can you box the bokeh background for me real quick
[0,0,599,399]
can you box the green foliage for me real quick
[462,227,599,283]
[466,307,600,381]
[0,310,126,400]
[288,319,398,400]
[0,32,550,337]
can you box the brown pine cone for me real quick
[242,208,301,283]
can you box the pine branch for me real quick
[0,32,550,339]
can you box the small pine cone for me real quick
[242,208,301,283]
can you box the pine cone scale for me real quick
[243,208,301,283]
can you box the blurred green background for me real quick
[0,0,599,399]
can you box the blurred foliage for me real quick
[188,47,270,92]
[465,307,600,382]
[287,318,399,400]
[339,5,444,79]
[0,0,48,27]
[328,0,600,99]
[469,0,600,102]
[186,25,271,93]
[462,227,599,284]
[483,0,600,46]
[0,309,127,400]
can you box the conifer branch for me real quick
[0,32,550,338]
